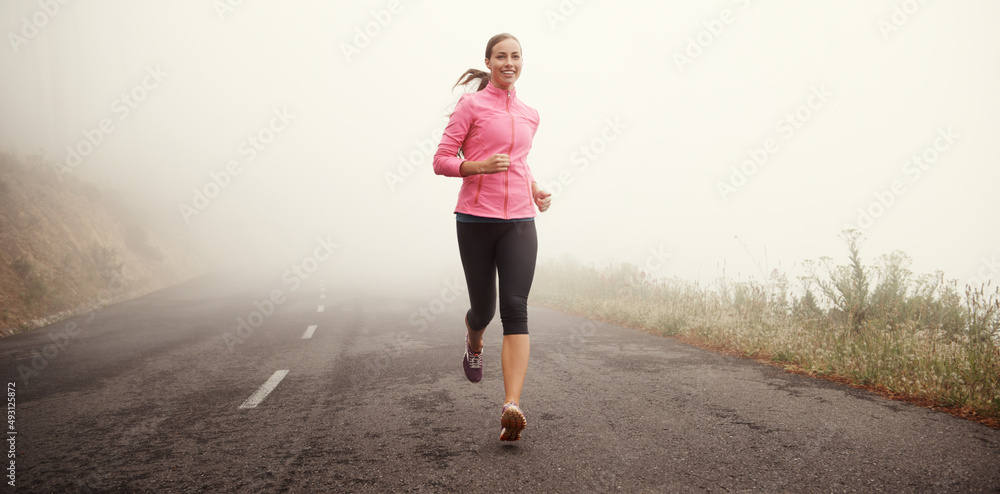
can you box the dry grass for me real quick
[0,151,195,337]
[533,233,1000,423]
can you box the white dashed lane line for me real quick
[239,370,289,409]
[302,325,317,339]
[240,284,327,409]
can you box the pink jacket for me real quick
[433,82,540,220]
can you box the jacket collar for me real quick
[484,80,516,99]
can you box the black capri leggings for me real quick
[457,220,538,335]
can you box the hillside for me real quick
[0,152,199,337]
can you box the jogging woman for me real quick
[433,33,551,442]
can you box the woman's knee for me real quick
[467,305,495,331]
[498,294,529,334]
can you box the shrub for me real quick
[533,231,1000,420]
[12,257,32,278]
[24,274,49,307]
[124,222,164,262]
[89,244,124,285]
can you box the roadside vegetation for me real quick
[533,231,1000,424]
[0,152,195,336]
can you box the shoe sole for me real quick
[500,406,526,441]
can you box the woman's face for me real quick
[485,38,522,91]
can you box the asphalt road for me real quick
[1,272,999,493]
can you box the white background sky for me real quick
[1,0,998,293]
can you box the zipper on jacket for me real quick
[504,90,513,219]
[473,175,483,204]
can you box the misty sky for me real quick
[2,0,998,293]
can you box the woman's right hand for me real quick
[478,154,510,174]
[459,154,510,176]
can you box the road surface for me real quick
[1,272,998,492]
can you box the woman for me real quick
[433,33,551,442]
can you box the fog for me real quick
[2,0,998,295]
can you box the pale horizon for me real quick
[2,0,998,294]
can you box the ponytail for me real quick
[453,69,491,92]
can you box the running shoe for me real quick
[500,401,526,441]
[463,334,483,383]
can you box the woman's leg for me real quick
[495,221,537,405]
[456,221,500,353]
[501,335,530,404]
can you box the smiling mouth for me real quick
[501,70,516,76]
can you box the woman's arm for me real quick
[433,95,473,178]
[459,160,480,177]
[434,94,512,177]
[460,155,511,176]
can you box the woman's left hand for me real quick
[533,187,552,213]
